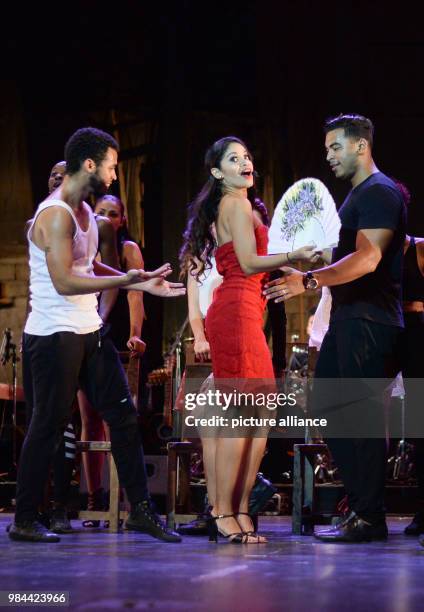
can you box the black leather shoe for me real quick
[49,509,74,534]
[37,512,51,529]
[8,521,61,543]
[177,506,211,536]
[404,512,424,536]
[6,511,50,534]
[330,510,357,528]
[248,473,277,515]
[314,515,388,542]
[177,517,209,535]
[419,534,424,547]
[125,501,181,542]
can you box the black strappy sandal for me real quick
[208,513,246,543]
[236,512,267,543]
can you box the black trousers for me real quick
[266,271,287,374]
[313,318,401,523]
[16,329,149,523]
[401,312,424,501]
[23,378,76,509]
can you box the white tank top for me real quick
[197,256,222,317]
[309,286,332,350]
[25,199,102,335]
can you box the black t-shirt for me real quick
[330,172,406,327]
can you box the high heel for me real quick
[236,512,267,543]
[208,514,246,544]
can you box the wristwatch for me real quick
[302,271,319,290]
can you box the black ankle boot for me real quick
[125,500,181,542]
[248,473,277,515]
[404,512,424,535]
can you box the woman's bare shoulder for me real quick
[122,239,141,252]
[122,240,144,265]
[220,194,251,213]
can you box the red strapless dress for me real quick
[205,225,274,380]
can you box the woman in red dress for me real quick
[181,137,318,542]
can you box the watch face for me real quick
[306,277,318,290]
[303,272,318,290]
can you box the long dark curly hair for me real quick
[179,136,268,280]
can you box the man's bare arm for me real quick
[37,207,149,295]
[264,228,395,302]
[313,228,394,287]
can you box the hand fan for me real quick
[268,178,340,254]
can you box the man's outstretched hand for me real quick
[132,276,186,298]
[125,263,172,285]
[263,267,305,303]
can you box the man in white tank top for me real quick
[27,161,121,534]
[9,127,185,543]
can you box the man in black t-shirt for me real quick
[331,174,404,326]
[265,114,406,542]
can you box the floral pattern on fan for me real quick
[268,177,340,254]
[280,180,324,242]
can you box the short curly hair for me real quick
[64,127,118,175]
[324,113,374,148]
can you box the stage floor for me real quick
[1,514,424,611]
